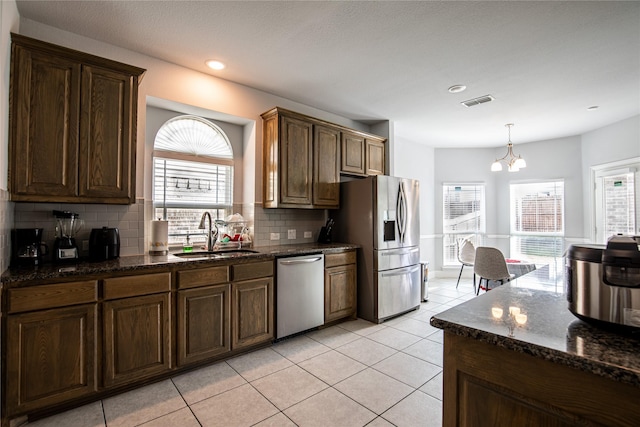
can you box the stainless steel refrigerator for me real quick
[332,175,421,323]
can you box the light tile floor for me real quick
[25,277,477,427]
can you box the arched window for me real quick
[153,115,233,246]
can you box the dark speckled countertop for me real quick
[0,242,358,286]
[430,284,640,388]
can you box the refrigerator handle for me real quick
[396,181,407,244]
[381,264,421,277]
[380,247,420,256]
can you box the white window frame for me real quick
[509,180,565,286]
[591,157,640,243]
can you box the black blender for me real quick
[53,210,83,262]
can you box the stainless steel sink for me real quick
[213,249,260,258]
[172,249,259,260]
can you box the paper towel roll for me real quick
[150,220,169,254]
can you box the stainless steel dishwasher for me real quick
[276,253,325,339]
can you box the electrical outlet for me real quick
[304,231,312,238]
[288,229,296,240]
[270,232,280,240]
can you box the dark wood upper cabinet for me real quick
[262,107,386,209]
[262,108,316,208]
[9,33,145,204]
[280,114,314,206]
[313,125,341,208]
[341,132,366,176]
[365,138,386,176]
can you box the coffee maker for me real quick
[11,228,48,266]
[53,210,83,262]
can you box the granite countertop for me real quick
[1,242,358,286]
[430,284,640,388]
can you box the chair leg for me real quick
[473,273,476,295]
[476,278,482,296]
[456,264,464,288]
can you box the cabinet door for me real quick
[365,139,385,176]
[177,284,231,366]
[280,115,313,206]
[341,132,366,175]
[103,293,171,387]
[324,263,357,323]
[79,65,135,203]
[313,125,341,208]
[232,277,274,350]
[6,304,97,415]
[9,44,80,200]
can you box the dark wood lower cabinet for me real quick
[443,332,640,426]
[324,250,357,323]
[5,304,98,415]
[103,293,171,387]
[177,284,231,366]
[232,277,274,349]
[1,259,278,426]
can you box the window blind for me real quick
[153,158,233,209]
[442,184,486,266]
[153,157,233,245]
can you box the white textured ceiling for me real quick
[15,0,640,148]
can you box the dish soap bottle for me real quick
[183,234,193,253]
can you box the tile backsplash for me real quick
[13,199,145,260]
[252,205,327,247]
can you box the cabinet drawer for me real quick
[177,266,229,289]
[7,281,98,313]
[232,261,274,282]
[103,272,171,300]
[325,251,356,268]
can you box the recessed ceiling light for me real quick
[205,60,225,70]
[587,105,599,111]
[448,85,467,94]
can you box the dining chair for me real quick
[456,237,476,294]
[473,246,515,295]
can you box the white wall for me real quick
[581,115,640,239]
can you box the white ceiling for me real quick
[15,0,640,148]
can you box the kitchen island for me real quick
[430,283,640,426]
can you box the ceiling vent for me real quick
[461,95,495,108]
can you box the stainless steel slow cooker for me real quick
[566,236,640,329]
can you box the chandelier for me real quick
[491,123,526,172]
